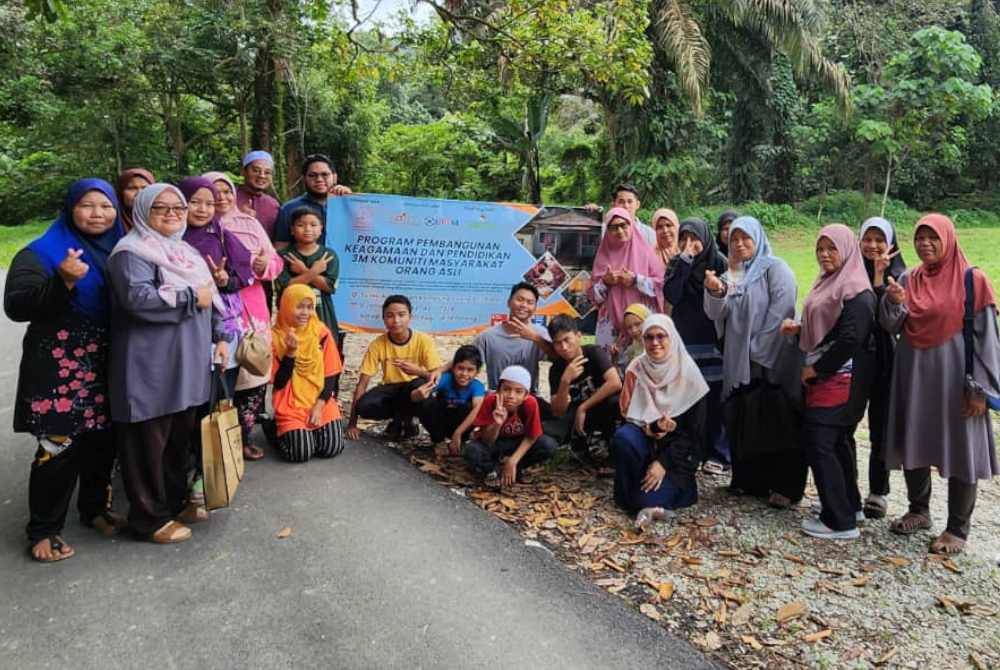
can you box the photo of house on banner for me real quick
[515,206,601,269]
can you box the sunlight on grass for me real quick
[0,221,47,269]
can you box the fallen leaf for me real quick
[782,553,807,565]
[817,565,848,576]
[557,517,581,527]
[970,653,989,670]
[730,603,752,627]
[681,555,703,566]
[740,634,763,651]
[717,549,740,558]
[695,516,719,528]
[658,582,675,601]
[577,533,593,549]
[804,629,832,643]
[639,603,662,621]
[602,557,626,573]
[714,601,728,625]
[852,575,870,588]
[499,497,519,510]
[275,527,292,539]
[874,648,897,665]
[776,601,808,624]
[701,631,723,651]
[884,556,910,568]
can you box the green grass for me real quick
[0,220,48,269]
[771,225,1000,309]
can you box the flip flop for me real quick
[29,535,75,563]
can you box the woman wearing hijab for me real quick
[178,177,260,463]
[4,179,126,562]
[664,217,730,474]
[203,171,283,455]
[781,224,876,539]
[589,207,665,349]
[704,216,807,509]
[115,168,155,231]
[108,184,229,544]
[614,302,651,377]
[859,216,906,519]
[271,284,345,462]
[881,214,999,555]
[715,210,739,256]
[611,314,709,528]
[651,208,680,267]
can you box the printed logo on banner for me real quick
[490,313,509,326]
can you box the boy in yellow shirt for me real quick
[346,295,446,440]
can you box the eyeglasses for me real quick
[149,204,189,216]
[607,223,629,232]
[642,333,668,342]
[75,203,116,213]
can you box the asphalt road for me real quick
[0,275,715,670]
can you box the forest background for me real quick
[4,0,1000,242]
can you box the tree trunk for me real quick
[252,45,274,152]
[880,155,893,217]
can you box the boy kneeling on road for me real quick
[544,315,622,460]
[463,366,557,488]
[411,345,486,454]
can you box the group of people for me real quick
[7,160,998,564]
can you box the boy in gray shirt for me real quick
[474,282,554,393]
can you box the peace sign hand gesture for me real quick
[57,248,89,289]
[704,270,725,296]
[205,255,229,288]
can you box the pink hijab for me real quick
[800,224,873,353]
[202,171,281,272]
[904,214,996,349]
[592,207,665,329]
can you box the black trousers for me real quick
[356,381,424,422]
[26,430,116,543]
[866,378,891,496]
[418,396,474,443]
[541,394,620,446]
[802,416,862,531]
[117,409,198,536]
[904,468,978,540]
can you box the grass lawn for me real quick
[770,225,1000,308]
[0,221,48,269]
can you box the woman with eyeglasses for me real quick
[589,207,665,350]
[704,216,808,510]
[107,184,229,544]
[4,179,127,562]
[611,314,709,528]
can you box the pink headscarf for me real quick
[800,224,873,353]
[592,207,665,330]
[904,214,996,349]
[202,171,282,280]
[651,208,680,265]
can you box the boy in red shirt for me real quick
[463,365,557,488]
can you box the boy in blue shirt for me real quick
[412,345,486,454]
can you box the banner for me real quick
[326,194,601,334]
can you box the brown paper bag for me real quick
[202,398,245,510]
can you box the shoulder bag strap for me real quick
[963,267,976,379]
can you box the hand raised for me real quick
[287,255,308,275]
[252,249,269,275]
[310,252,334,275]
[284,331,299,356]
[886,276,906,305]
[205,255,229,287]
[704,270,724,294]
[57,248,89,287]
[492,404,508,426]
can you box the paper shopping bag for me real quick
[202,398,245,510]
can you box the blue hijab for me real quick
[728,216,777,287]
[26,178,125,323]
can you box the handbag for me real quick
[962,267,1000,411]
[202,368,245,509]
[236,329,271,377]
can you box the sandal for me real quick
[150,520,192,544]
[929,531,966,555]
[243,444,265,461]
[86,510,127,537]
[863,494,888,520]
[702,460,730,476]
[29,535,75,563]
[768,493,793,510]
[890,512,932,535]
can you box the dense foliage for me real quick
[2,0,998,225]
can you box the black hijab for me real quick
[715,210,738,256]
[665,217,728,294]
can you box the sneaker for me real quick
[810,502,865,524]
[801,517,860,540]
[702,459,730,476]
[483,469,500,490]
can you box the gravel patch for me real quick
[336,332,1000,670]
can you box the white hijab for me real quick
[110,183,224,312]
[625,314,709,424]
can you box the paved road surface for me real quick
[0,275,715,670]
